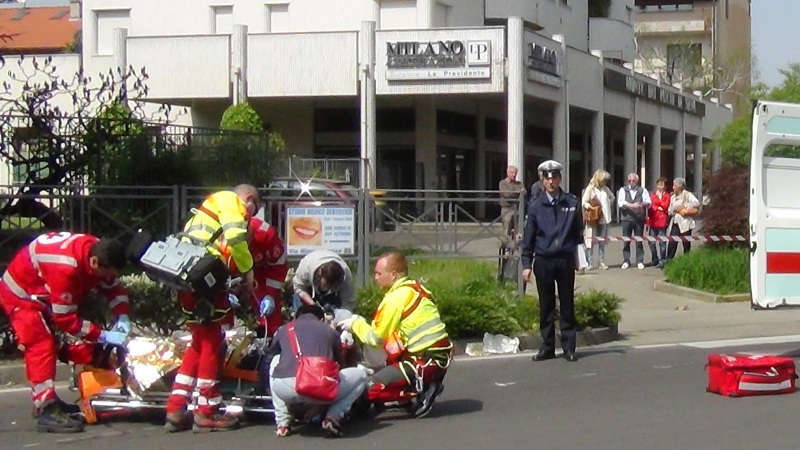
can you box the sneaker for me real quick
[599,263,608,270]
[164,411,193,433]
[621,262,630,269]
[192,412,240,433]
[36,404,84,433]
[321,417,342,438]
[413,382,444,418]
[275,425,290,437]
[637,263,645,270]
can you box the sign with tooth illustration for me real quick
[285,205,356,256]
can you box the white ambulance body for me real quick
[751,100,800,309]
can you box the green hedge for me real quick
[75,259,624,341]
[663,247,749,295]
[355,259,624,339]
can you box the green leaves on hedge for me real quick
[355,259,623,339]
[663,247,749,295]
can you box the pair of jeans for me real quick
[270,365,369,427]
[585,223,608,267]
[667,224,692,260]
[648,227,667,264]
[621,220,645,264]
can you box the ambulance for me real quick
[750,100,800,309]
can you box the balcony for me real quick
[634,18,710,35]
[127,35,231,101]
[590,18,635,63]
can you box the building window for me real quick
[485,118,507,142]
[211,5,233,34]
[666,43,703,83]
[94,9,130,56]
[436,110,476,138]
[433,1,450,27]
[315,108,359,133]
[265,2,289,33]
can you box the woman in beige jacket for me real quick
[582,169,615,270]
[666,177,700,261]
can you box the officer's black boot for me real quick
[36,403,85,433]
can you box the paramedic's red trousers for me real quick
[1,304,93,412]
[165,321,226,416]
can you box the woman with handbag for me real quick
[666,177,700,262]
[581,169,615,270]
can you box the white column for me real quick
[694,133,703,198]
[649,125,662,183]
[624,115,637,178]
[591,112,604,172]
[553,34,569,188]
[507,17,525,177]
[674,115,686,179]
[113,28,128,100]
[231,24,248,104]
[360,21,377,189]
[417,0,434,28]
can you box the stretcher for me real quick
[73,331,274,424]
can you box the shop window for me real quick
[94,9,130,56]
[485,118,506,141]
[314,108,359,133]
[436,110,476,138]
[377,108,415,132]
[524,125,551,147]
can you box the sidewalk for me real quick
[460,224,800,347]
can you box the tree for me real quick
[634,28,751,107]
[0,54,173,227]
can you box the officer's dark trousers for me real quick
[533,253,577,353]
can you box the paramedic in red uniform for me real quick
[231,217,288,338]
[164,184,260,433]
[0,231,130,433]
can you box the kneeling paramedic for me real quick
[292,249,355,313]
[0,232,131,433]
[338,252,452,418]
[164,184,260,433]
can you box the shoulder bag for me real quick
[287,322,340,402]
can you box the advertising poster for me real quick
[285,205,356,256]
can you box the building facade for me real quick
[15,0,733,220]
[634,0,751,117]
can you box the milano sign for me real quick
[385,40,491,81]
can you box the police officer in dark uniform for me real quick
[521,160,584,362]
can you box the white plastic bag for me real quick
[576,243,589,270]
[482,332,519,354]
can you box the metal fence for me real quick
[0,185,526,293]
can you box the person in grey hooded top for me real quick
[292,249,355,312]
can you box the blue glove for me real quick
[228,294,241,309]
[112,314,131,335]
[99,330,127,346]
[259,295,276,317]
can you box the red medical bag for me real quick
[707,354,797,397]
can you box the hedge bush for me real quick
[664,247,749,295]
[701,164,749,249]
[355,259,624,339]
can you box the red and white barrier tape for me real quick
[590,235,748,243]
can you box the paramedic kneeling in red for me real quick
[0,232,130,433]
[339,252,452,418]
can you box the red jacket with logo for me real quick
[248,217,289,306]
[0,232,129,341]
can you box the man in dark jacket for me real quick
[266,304,368,438]
[521,160,584,362]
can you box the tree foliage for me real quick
[699,164,749,249]
[714,63,800,167]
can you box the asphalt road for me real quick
[3,339,800,450]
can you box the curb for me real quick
[0,363,72,387]
[451,323,620,356]
[653,280,751,304]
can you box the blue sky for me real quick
[752,0,800,87]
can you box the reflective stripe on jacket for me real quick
[352,277,448,355]
[183,190,253,273]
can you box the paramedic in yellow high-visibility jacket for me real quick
[338,251,452,419]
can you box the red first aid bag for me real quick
[706,354,798,397]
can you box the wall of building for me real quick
[485,0,589,51]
